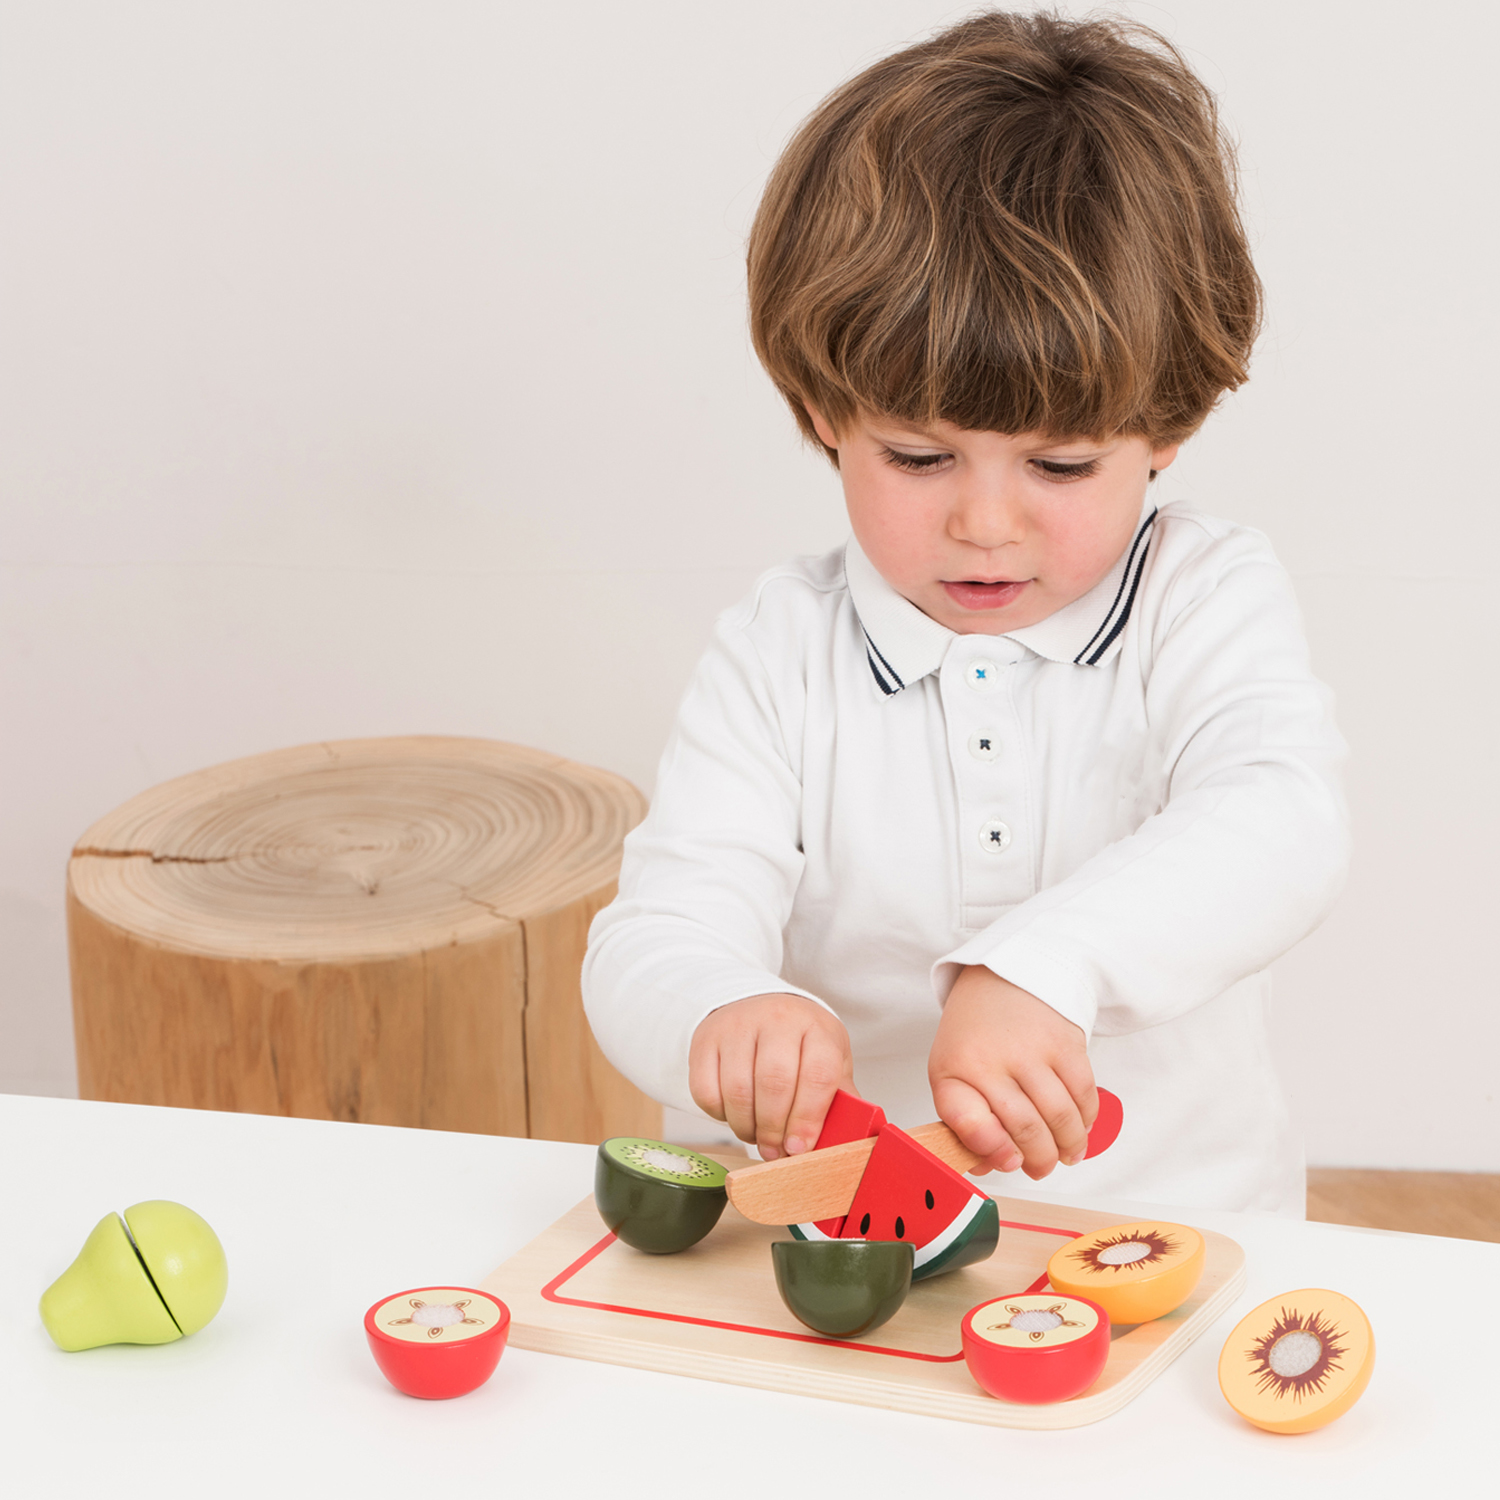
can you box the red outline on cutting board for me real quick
[540,1214,1082,1364]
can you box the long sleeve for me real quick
[582,574,831,1114]
[936,524,1350,1038]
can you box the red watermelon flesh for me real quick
[788,1089,887,1240]
[812,1090,887,1152]
[838,1123,999,1281]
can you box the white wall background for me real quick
[2,0,1495,1170]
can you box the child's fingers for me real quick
[933,1076,1023,1173]
[988,1083,1065,1180]
[687,1026,726,1123]
[1055,1053,1099,1134]
[713,1027,762,1147]
[750,1029,811,1160]
[779,1028,854,1157]
[1015,1069,1089,1169]
[687,994,850,1156]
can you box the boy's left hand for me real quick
[929,965,1097,1180]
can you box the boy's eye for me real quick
[1033,458,1101,481]
[880,447,950,473]
[879,448,1102,479]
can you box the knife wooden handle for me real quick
[725,1121,982,1226]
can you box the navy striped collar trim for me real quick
[1068,507,1158,666]
[844,539,952,696]
[845,504,1160,697]
[862,626,905,696]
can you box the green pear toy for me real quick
[40,1201,228,1351]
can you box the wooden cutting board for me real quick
[483,1161,1246,1430]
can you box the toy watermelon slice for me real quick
[787,1090,887,1242]
[838,1123,999,1281]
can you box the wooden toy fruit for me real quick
[365,1287,511,1399]
[39,1200,228,1351]
[1047,1221,1204,1324]
[838,1123,998,1281]
[1218,1288,1374,1434]
[595,1139,728,1253]
[962,1293,1110,1404]
[771,1239,914,1338]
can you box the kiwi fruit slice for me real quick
[594,1138,729,1253]
[771,1239,914,1338]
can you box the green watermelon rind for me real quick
[805,1194,998,1278]
[787,1220,844,1242]
[911,1194,999,1281]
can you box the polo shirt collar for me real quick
[845,500,1159,696]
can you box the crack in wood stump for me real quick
[71,847,245,865]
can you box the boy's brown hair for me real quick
[748,10,1261,455]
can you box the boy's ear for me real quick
[804,403,841,451]
[1149,440,1181,475]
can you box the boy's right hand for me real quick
[928,965,1097,1180]
[688,994,854,1162]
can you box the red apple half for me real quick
[364,1286,511,1399]
[962,1293,1110,1404]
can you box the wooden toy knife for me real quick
[725,1087,1123,1226]
[725,1122,976,1225]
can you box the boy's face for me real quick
[807,408,1179,636]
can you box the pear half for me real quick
[39,1200,228,1351]
[125,1200,228,1336]
[39,1212,183,1351]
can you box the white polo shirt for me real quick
[583,502,1349,1215]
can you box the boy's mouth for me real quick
[941,579,1029,611]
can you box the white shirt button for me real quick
[968,729,1001,762]
[965,659,1001,691]
[979,818,1012,853]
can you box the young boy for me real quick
[582,11,1347,1215]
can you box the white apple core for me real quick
[971,1296,1098,1348]
[1096,1240,1152,1265]
[413,1303,465,1328]
[1009,1309,1063,1334]
[373,1289,503,1344]
[1268,1331,1323,1378]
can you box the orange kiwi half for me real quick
[1046,1221,1205,1324]
[1219,1289,1374,1434]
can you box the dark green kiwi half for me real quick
[771,1239,914,1338]
[594,1138,728,1253]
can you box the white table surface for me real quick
[3,1094,1491,1497]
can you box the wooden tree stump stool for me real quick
[66,736,659,1144]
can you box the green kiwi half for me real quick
[771,1239,914,1338]
[594,1139,729,1254]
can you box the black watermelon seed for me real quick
[925,1189,935,1210]
[859,1212,871,1236]
[895,1216,905,1238]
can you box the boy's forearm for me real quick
[938,540,1348,1038]
[582,597,818,1114]
[937,757,1348,1038]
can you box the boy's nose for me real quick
[947,482,1026,551]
